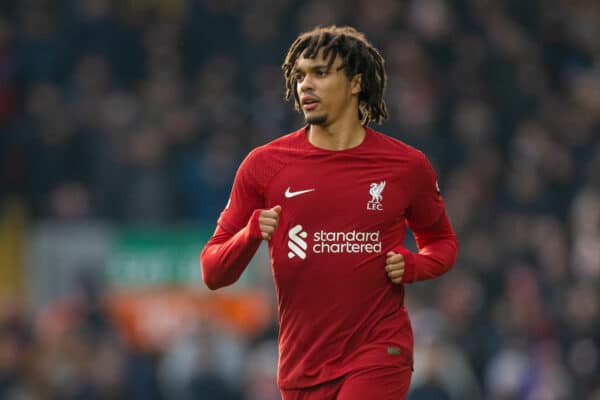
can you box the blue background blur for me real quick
[1,0,599,399]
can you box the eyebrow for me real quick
[293,64,329,73]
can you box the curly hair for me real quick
[282,25,388,125]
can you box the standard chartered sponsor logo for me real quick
[288,225,308,259]
[313,230,382,253]
[287,225,382,259]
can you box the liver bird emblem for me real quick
[369,181,386,203]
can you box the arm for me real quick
[385,151,458,284]
[200,210,263,290]
[392,209,458,283]
[200,148,279,290]
[201,206,282,290]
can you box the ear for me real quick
[350,74,362,95]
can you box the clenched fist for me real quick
[385,251,405,284]
[259,205,282,240]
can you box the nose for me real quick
[298,74,314,93]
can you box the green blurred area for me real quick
[106,227,212,287]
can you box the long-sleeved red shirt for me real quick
[200,127,458,389]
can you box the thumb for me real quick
[271,205,282,214]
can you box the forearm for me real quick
[394,211,459,283]
[200,210,263,290]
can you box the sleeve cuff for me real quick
[247,209,263,240]
[392,245,416,283]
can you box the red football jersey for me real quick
[215,126,453,389]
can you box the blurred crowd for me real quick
[1,0,600,398]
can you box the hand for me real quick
[385,251,405,284]
[258,205,281,240]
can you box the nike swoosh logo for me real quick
[285,187,315,198]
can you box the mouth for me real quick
[301,96,320,111]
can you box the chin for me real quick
[305,113,328,126]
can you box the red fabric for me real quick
[200,126,458,390]
[394,209,458,284]
[281,365,412,400]
[200,209,263,290]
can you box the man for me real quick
[200,25,458,399]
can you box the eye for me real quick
[316,69,327,77]
[294,72,305,82]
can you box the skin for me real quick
[293,49,364,150]
[258,48,405,284]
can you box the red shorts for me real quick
[280,365,412,400]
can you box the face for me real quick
[293,49,361,126]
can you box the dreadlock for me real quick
[282,25,388,125]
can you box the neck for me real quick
[307,119,365,151]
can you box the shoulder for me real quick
[368,128,429,163]
[367,129,437,184]
[243,128,306,164]
[236,128,306,187]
